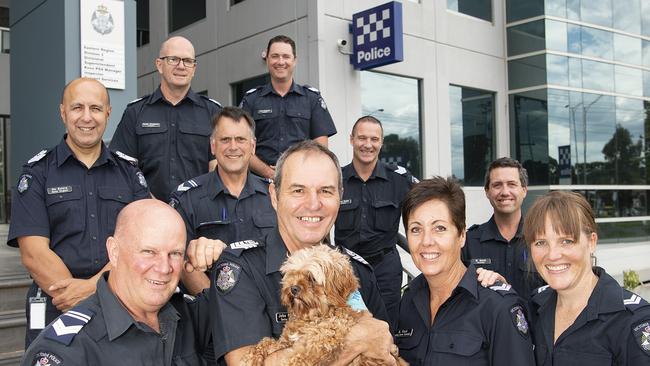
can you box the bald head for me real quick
[159,36,195,58]
[61,77,110,105]
[113,199,185,243]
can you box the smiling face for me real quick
[406,199,466,280]
[60,78,110,154]
[266,41,296,83]
[211,116,255,177]
[485,167,527,215]
[530,216,597,294]
[270,151,340,253]
[156,37,196,90]
[350,120,383,166]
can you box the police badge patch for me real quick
[32,351,62,365]
[136,172,147,188]
[510,305,529,338]
[17,174,33,194]
[633,321,650,355]
[215,262,242,294]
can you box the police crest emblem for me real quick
[215,262,241,294]
[17,174,33,194]
[510,305,529,337]
[32,351,62,365]
[633,321,650,355]
[91,4,114,35]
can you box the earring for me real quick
[590,252,597,267]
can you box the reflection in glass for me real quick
[567,0,580,20]
[568,57,582,88]
[582,60,613,92]
[510,89,549,185]
[447,0,492,22]
[547,89,570,184]
[508,55,546,90]
[545,0,566,18]
[547,55,568,86]
[642,1,650,37]
[507,20,544,57]
[614,97,646,184]
[360,72,422,179]
[581,26,613,60]
[614,34,642,65]
[567,24,581,54]
[580,0,612,28]
[546,20,567,52]
[614,65,642,96]
[597,220,650,244]
[644,70,650,98]
[613,0,641,34]
[449,85,495,186]
[506,0,543,23]
[579,190,648,219]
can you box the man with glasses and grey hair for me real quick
[111,36,222,201]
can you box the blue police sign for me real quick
[351,1,403,70]
[558,145,571,179]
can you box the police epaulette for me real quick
[175,179,200,194]
[245,86,262,95]
[200,95,222,107]
[25,148,52,166]
[44,306,95,346]
[127,96,145,105]
[343,247,371,266]
[488,282,515,296]
[113,150,139,166]
[229,239,260,251]
[305,85,321,94]
[623,290,650,311]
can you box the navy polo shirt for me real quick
[531,267,650,365]
[334,161,415,257]
[8,138,150,278]
[462,216,546,300]
[110,86,221,201]
[170,171,276,245]
[395,265,535,365]
[240,82,336,166]
[210,229,388,360]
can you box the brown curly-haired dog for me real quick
[242,245,407,366]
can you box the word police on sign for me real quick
[351,1,404,70]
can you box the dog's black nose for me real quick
[290,286,300,296]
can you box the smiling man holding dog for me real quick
[190,140,396,365]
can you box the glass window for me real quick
[547,54,568,86]
[614,65,643,96]
[0,7,8,28]
[507,20,545,56]
[449,85,495,186]
[642,1,650,37]
[566,0,581,20]
[231,0,246,5]
[580,0,612,28]
[506,0,543,23]
[583,93,616,184]
[1,29,8,54]
[547,89,571,184]
[581,59,613,92]
[614,34,642,65]
[613,97,646,184]
[136,0,150,47]
[644,70,650,97]
[568,57,582,88]
[581,26,613,60]
[231,74,270,107]
[545,0,566,18]
[613,0,641,34]
[597,220,650,244]
[643,40,650,68]
[510,89,550,184]
[546,20,567,52]
[361,72,423,178]
[508,55,546,90]
[447,0,492,22]
[567,24,581,54]
[168,0,206,32]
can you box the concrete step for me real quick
[0,310,26,355]
[0,273,30,313]
[0,350,22,366]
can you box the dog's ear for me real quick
[324,254,359,307]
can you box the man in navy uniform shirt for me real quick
[111,36,222,201]
[240,35,336,179]
[462,157,545,300]
[170,106,276,294]
[335,116,417,326]
[194,141,396,365]
[21,200,213,366]
[8,78,150,346]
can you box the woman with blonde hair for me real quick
[525,191,650,365]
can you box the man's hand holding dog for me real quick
[184,237,226,272]
[333,313,397,365]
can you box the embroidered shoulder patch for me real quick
[215,262,242,294]
[510,305,529,338]
[44,307,95,345]
[32,351,63,365]
[633,321,650,355]
[229,240,260,250]
[17,174,33,194]
[176,179,199,193]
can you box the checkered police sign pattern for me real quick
[351,1,403,70]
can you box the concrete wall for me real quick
[0,53,8,115]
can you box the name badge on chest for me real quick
[471,258,492,265]
[141,122,161,128]
[275,312,288,323]
[47,186,72,195]
[395,329,413,338]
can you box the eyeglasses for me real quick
[159,56,197,68]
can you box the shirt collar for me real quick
[97,272,179,341]
[265,229,290,275]
[148,86,201,105]
[342,161,388,182]
[480,215,523,243]
[585,267,626,319]
[455,264,481,300]
[56,136,113,168]
[208,172,270,200]
[260,81,302,97]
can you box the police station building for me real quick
[7,0,650,281]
